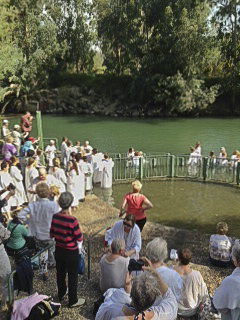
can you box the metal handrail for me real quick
[8,243,54,307]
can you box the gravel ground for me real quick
[0,195,233,320]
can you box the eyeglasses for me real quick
[123,221,133,228]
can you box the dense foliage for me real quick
[0,0,240,115]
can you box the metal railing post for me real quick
[170,155,175,177]
[139,157,143,180]
[203,157,208,181]
[88,239,91,280]
[237,162,240,185]
[36,111,45,164]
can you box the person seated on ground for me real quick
[18,183,58,280]
[96,257,178,320]
[100,238,129,294]
[107,214,141,260]
[5,209,28,256]
[0,222,11,308]
[173,247,208,317]
[209,221,232,267]
[213,243,240,320]
[119,180,153,232]
[146,237,182,304]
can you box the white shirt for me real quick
[108,221,141,259]
[18,198,58,240]
[96,287,178,320]
[209,234,232,262]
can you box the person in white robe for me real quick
[213,244,240,320]
[28,168,58,201]
[173,247,208,317]
[84,141,93,152]
[0,162,17,214]
[230,150,239,168]
[45,140,56,167]
[75,154,85,201]
[66,161,79,208]
[194,142,202,155]
[81,156,93,191]
[107,215,141,260]
[51,158,67,193]
[187,147,200,175]
[25,157,39,202]
[92,149,103,184]
[60,137,68,167]
[101,154,114,189]
[9,156,27,206]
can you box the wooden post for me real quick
[36,111,44,164]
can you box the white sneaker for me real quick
[69,298,85,308]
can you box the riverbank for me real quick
[23,84,239,118]
[0,195,233,320]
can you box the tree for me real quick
[0,0,22,102]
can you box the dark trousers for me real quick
[136,217,147,232]
[55,246,79,306]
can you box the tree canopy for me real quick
[0,0,240,114]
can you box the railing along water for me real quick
[111,154,240,185]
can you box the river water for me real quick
[8,114,240,235]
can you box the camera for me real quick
[128,259,144,272]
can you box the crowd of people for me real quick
[0,115,240,319]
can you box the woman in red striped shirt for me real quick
[50,192,85,308]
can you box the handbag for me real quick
[78,253,85,274]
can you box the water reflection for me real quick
[94,180,240,236]
[93,186,115,207]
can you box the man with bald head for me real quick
[28,168,58,201]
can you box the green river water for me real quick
[8,115,240,235]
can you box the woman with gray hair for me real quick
[96,257,177,319]
[213,243,240,320]
[50,192,85,308]
[146,237,183,304]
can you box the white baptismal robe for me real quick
[101,159,114,189]
[108,220,141,259]
[10,166,27,205]
[92,153,103,183]
[51,168,67,193]
[213,267,240,320]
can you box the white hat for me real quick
[3,119,9,124]
[50,140,55,144]
[14,124,20,130]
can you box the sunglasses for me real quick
[123,221,133,228]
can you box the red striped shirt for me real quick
[50,213,82,250]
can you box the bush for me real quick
[154,72,220,115]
